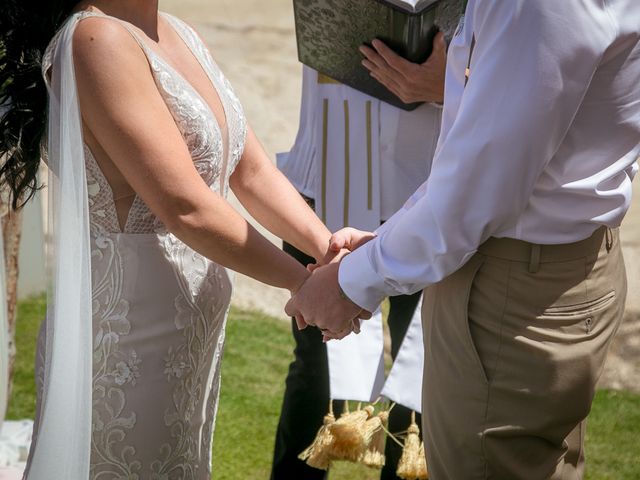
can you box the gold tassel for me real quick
[328,403,375,461]
[417,442,428,479]
[298,401,337,470]
[397,412,428,480]
[360,409,389,469]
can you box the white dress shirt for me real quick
[340,0,640,313]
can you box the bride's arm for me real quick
[73,18,313,293]
[230,127,331,262]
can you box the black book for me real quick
[293,0,452,111]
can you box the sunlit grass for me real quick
[8,296,640,479]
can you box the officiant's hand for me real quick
[286,262,371,338]
[360,31,447,104]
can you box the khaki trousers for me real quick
[422,227,626,479]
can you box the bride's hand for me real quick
[308,246,350,272]
[308,228,377,272]
[329,227,377,252]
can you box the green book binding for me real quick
[293,0,444,111]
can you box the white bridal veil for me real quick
[0,219,8,426]
[24,13,93,479]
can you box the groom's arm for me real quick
[337,0,609,313]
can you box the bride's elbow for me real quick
[228,152,270,195]
[156,197,209,238]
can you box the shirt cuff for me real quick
[338,243,388,313]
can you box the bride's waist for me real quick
[90,231,205,262]
[90,231,232,285]
[91,230,167,240]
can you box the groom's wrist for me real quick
[338,247,387,313]
[337,281,360,310]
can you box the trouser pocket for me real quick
[480,250,626,480]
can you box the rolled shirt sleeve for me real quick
[339,0,613,312]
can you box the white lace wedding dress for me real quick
[28,10,246,480]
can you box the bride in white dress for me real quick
[0,1,347,478]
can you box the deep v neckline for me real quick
[136,13,233,205]
[155,13,229,145]
[118,12,229,143]
[75,10,230,156]
[74,10,233,233]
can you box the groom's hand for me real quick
[286,262,371,337]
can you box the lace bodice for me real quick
[45,11,247,235]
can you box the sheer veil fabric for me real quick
[0,221,8,425]
[24,13,93,479]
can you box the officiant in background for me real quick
[271,2,465,475]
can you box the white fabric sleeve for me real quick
[277,66,319,198]
[327,308,385,402]
[380,298,424,413]
[339,0,610,312]
[0,220,7,428]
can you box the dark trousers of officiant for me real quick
[271,240,422,480]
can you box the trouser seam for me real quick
[480,260,512,479]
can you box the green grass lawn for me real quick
[7,295,640,479]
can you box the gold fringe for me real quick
[360,410,389,469]
[299,401,420,473]
[298,401,336,470]
[328,404,375,462]
[397,412,428,480]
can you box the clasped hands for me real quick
[286,35,447,338]
[285,228,376,341]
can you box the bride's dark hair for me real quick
[0,0,80,209]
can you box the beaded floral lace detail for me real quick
[85,147,121,234]
[149,235,231,479]
[90,234,142,479]
[164,13,247,198]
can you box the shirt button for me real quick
[586,317,593,333]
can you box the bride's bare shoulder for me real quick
[72,15,147,75]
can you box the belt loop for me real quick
[529,244,541,274]
[605,228,613,253]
